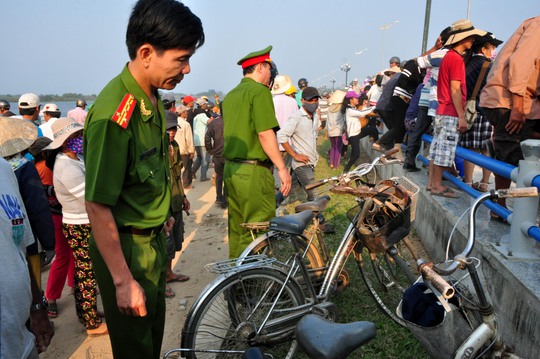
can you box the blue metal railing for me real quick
[418,134,540,243]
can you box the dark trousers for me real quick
[343,126,379,172]
[379,97,409,149]
[180,154,192,186]
[213,156,227,204]
[404,106,432,167]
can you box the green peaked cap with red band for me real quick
[237,45,273,69]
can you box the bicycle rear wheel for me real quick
[181,267,305,359]
[356,241,417,327]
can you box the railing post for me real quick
[506,140,540,258]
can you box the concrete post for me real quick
[507,140,540,258]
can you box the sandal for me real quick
[47,302,58,318]
[167,273,190,283]
[472,182,489,193]
[431,188,459,198]
[165,285,176,298]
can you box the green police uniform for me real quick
[84,64,171,359]
[223,46,279,258]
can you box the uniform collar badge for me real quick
[140,98,152,117]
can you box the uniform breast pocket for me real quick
[136,154,162,197]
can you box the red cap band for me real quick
[241,54,271,69]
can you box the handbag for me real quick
[464,61,490,130]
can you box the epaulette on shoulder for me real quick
[111,94,137,129]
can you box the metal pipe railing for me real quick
[419,134,540,245]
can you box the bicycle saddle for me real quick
[295,314,376,359]
[294,195,331,213]
[269,210,314,235]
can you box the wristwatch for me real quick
[30,295,48,312]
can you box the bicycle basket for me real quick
[347,180,412,253]
[397,273,483,358]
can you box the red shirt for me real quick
[436,49,466,117]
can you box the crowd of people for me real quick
[0,0,538,357]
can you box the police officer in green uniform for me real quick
[223,46,292,259]
[83,1,204,358]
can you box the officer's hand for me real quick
[278,167,292,196]
[116,279,147,317]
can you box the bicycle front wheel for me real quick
[182,267,306,359]
[356,242,417,327]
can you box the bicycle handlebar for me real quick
[305,150,400,191]
[418,260,455,299]
[426,187,538,276]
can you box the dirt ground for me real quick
[41,169,229,359]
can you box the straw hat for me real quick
[46,117,84,150]
[328,90,346,105]
[444,19,486,46]
[271,75,293,95]
[0,117,38,157]
[383,67,401,76]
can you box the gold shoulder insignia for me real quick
[140,98,152,116]
[111,94,136,129]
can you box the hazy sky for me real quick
[2,0,538,96]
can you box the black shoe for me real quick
[200,178,210,182]
[403,163,420,172]
[221,202,228,209]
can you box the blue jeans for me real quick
[193,146,210,180]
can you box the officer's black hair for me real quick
[126,0,205,60]
[19,107,38,116]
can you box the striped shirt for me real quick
[417,48,449,117]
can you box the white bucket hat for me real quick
[271,75,293,95]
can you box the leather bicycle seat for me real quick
[295,314,376,359]
[295,195,331,213]
[269,210,314,235]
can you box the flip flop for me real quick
[431,188,459,198]
[165,286,176,298]
[167,274,190,283]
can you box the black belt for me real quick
[229,159,273,169]
[118,225,162,236]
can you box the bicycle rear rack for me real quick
[205,254,279,274]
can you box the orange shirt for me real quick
[480,16,540,119]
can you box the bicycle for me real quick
[237,148,402,294]
[180,175,419,357]
[239,148,420,324]
[402,187,537,359]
